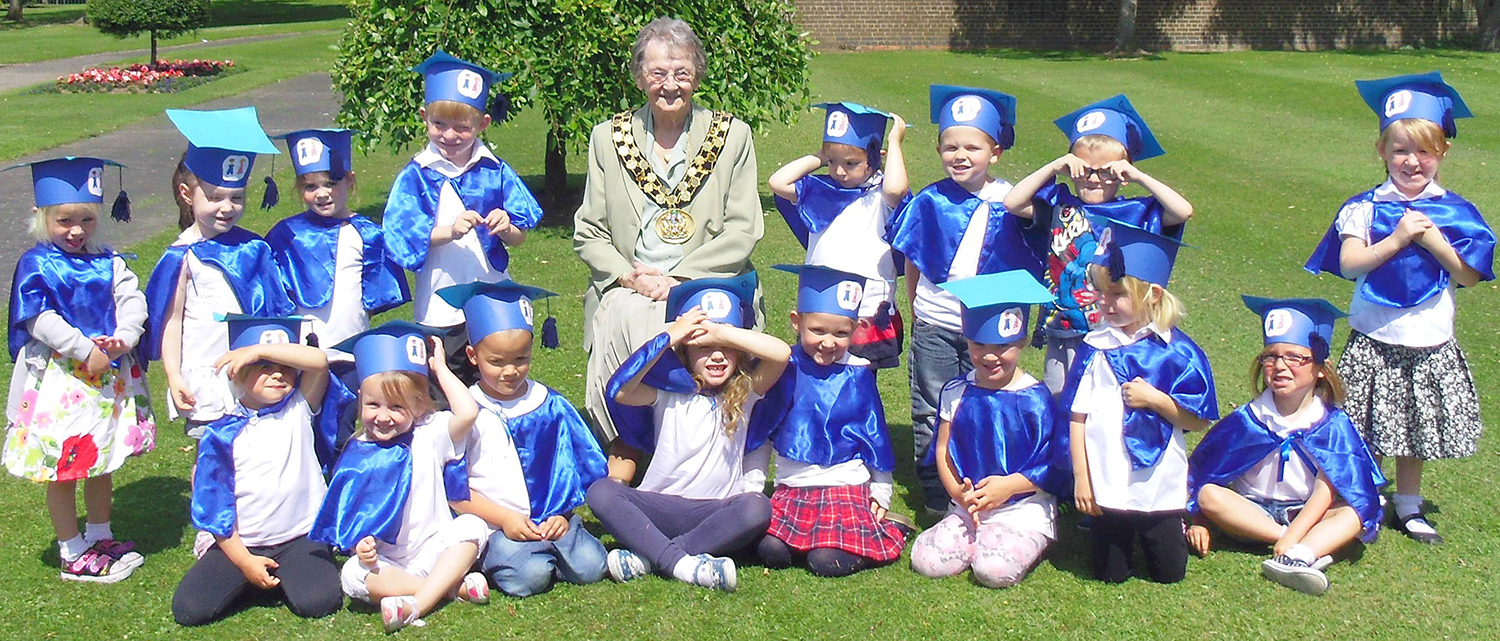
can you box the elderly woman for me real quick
[574,17,763,469]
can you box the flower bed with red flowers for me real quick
[44,59,241,94]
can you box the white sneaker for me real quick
[1262,555,1329,596]
[607,548,651,582]
[451,571,490,604]
[688,554,737,593]
[380,595,425,633]
[1312,555,1334,572]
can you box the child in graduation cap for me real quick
[143,107,294,438]
[587,272,789,592]
[173,315,342,625]
[909,271,1059,589]
[1001,96,1195,396]
[312,322,488,633]
[435,281,609,597]
[748,265,908,578]
[769,103,911,368]
[885,85,1045,515]
[5,157,155,583]
[1058,217,1217,585]
[1304,72,1494,546]
[384,51,544,384]
[1187,297,1385,596]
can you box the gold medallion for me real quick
[655,208,695,244]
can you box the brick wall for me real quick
[794,0,1480,51]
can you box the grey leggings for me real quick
[586,479,771,571]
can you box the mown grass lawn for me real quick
[0,47,1497,639]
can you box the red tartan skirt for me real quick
[767,484,907,562]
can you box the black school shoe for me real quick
[1393,512,1445,545]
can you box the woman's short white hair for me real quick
[630,17,707,80]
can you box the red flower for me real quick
[56,435,99,481]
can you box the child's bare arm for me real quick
[881,114,910,209]
[1107,161,1194,224]
[933,418,965,503]
[451,490,542,541]
[768,154,824,202]
[215,343,330,410]
[429,336,478,441]
[611,310,712,407]
[1276,474,1336,554]
[904,258,920,313]
[162,265,194,412]
[1070,413,1101,516]
[484,209,527,247]
[1338,210,1431,278]
[1415,224,1485,287]
[1003,156,1075,219]
[691,323,791,395]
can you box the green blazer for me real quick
[572,103,763,345]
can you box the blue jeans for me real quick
[1247,497,1306,526]
[480,515,606,597]
[909,319,973,512]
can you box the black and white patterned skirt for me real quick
[1338,331,1483,459]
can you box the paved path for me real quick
[0,31,335,92]
[0,72,342,296]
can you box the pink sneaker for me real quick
[451,572,490,604]
[380,595,423,633]
[60,548,135,584]
[89,539,145,571]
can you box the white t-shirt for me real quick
[1334,179,1455,347]
[174,229,241,422]
[937,371,1058,538]
[299,222,368,358]
[376,412,466,565]
[230,394,327,547]
[912,179,1013,332]
[1071,324,1188,513]
[805,173,897,316]
[464,383,535,521]
[638,390,764,500]
[1231,390,1322,502]
[411,142,512,328]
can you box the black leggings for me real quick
[1090,509,1188,584]
[172,535,342,626]
[755,535,873,578]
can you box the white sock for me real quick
[59,535,89,561]
[1284,543,1317,564]
[670,555,700,583]
[83,521,113,544]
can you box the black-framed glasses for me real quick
[1260,352,1315,368]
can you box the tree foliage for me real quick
[87,0,210,62]
[332,0,814,212]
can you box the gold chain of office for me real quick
[611,109,732,244]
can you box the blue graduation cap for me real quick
[1242,296,1347,362]
[167,107,280,189]
[773,264,864,320]
[1053,94,1164,161]
[435,281,556,345]
[665,272,758,329]
[276,129,354,179]
[413,51,514,113]
[5,156,124,208]
[1355,71,1472,138]
[219,313,306,351]
[939,271,1054,344]
[330,321,437,382]
[929,84,1016,149]
[1089,216,1186,286]
[814,102,891,153]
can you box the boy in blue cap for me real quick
[1058,217,1217,584]
[769,103,911,368]
[435,281,610,597]
[885,85,1045,514]
[1305,71,1493,545]
[750,265,907,577]
[909,271,1059,589]
[384,51,545,385]
[143,107,294,438]
[1187,297,1384,596]
[1002,95,1195,396]
[173,314,343,625]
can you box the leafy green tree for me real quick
[333,0,813,215]
[87,0,210,63]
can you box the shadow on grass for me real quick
[31,474,190,569]
[0,6,86,30]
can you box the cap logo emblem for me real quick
[1076,111,1108,133]
[456,70,485,100]
[836,281,863,311]
[87,167,103,197]
[1094,227,1114,257]
[519,298,534,325]
[699,291,732,320]
[405,335,427,365]
[950,96,982,123]
[1385,90,1413,118]
[258,328,290,344]
[999,307,1024,338]
[295,138,326,166]
[222,155,250,183]
[826,111,850,137]
[1265,309,1294,338]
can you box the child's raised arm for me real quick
[613,309,710,407]
[1337,211,1433,278]
[768,153,825,202]
[881,114,910,209]
[214,343,330,411]
[429,335,478,441]
[687,322,791,396]
[1003,155,1080,219]
[1103,160,1194,225]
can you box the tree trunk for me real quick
[543,127,569,219]
[1114,0,1139,53]
[150,30,159,64]
[6,0,22,23]
[1481,0,1500,51]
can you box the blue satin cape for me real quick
[189,395,295,537]
[1304,188,1495,308]
[1055,329,1218,476]
[503,388,609,522]
[8,243,117,360]
[605,331,701,453]
[309,433,416,552]
[885,178,1044,283]
[747,346,894,472]
[266,211,410,314]
[1187,405,1386,542]
[382,157,543,273]
[140,228,293,360]
[933,380,1056,505]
